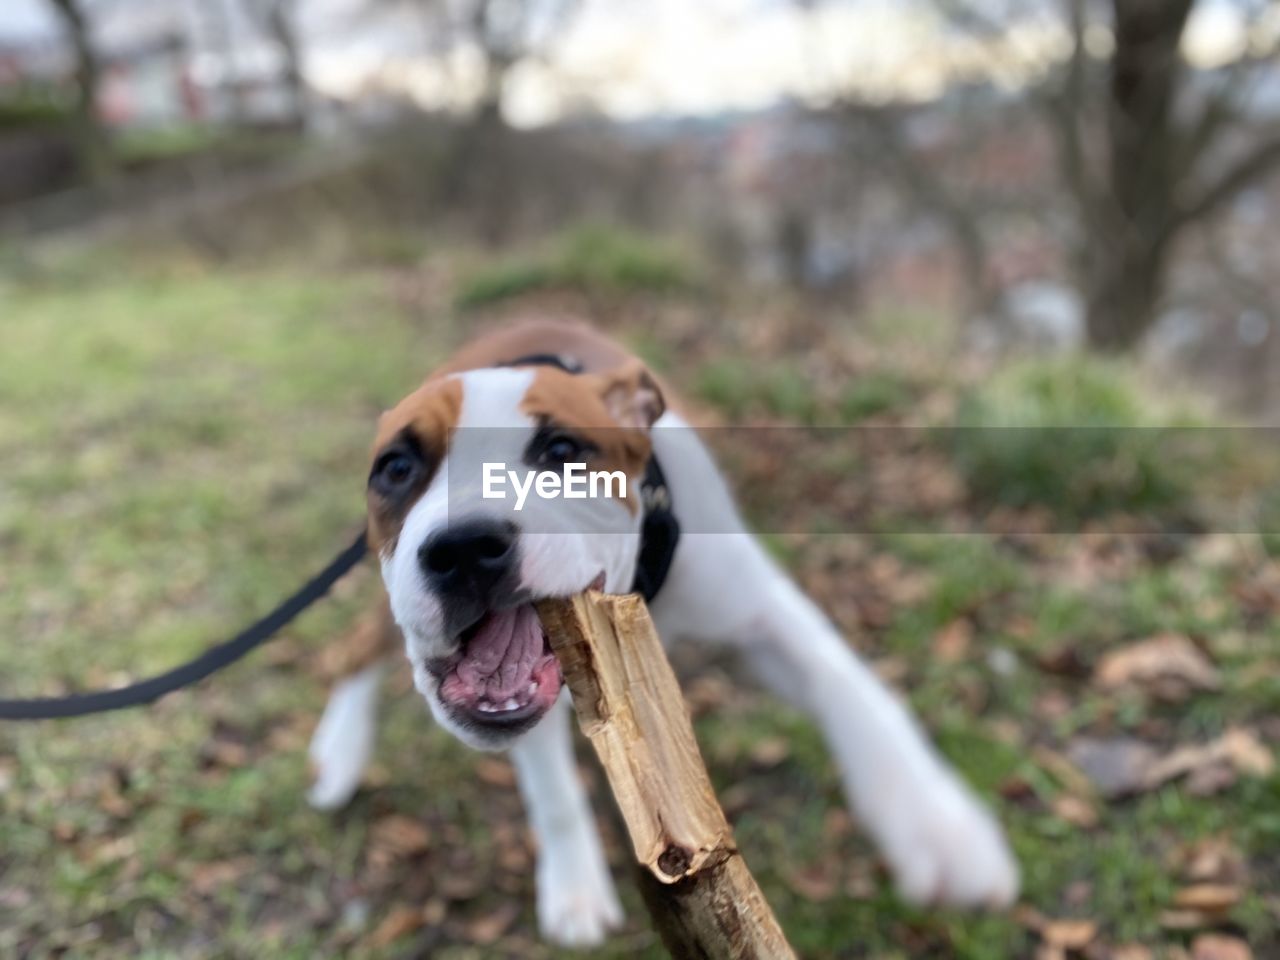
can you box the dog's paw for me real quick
[306,671,381,811]
[870,772,1020,909]
[537,863,624,948]
[306,721,371,811]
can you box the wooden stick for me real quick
[535,591,797,960]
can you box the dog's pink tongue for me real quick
[455,606,542,700]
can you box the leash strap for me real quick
[0,531,368,720]
[503,353,681,603]
[0,351,675,720]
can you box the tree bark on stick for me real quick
[535,592,797,960]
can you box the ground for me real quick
[0,249,1277,959]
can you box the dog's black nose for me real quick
[419,519,517,598]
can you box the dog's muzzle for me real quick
[418,517,523,636]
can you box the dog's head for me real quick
[367,360,664,748]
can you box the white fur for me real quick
[313,387,1020,949]
[646,415,1018,907]
[511,694,624,945]
[307,660,385,810]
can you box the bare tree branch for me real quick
[1172,131,1280,231]
[1039,0,1103,245]
[1176,14,1280,178]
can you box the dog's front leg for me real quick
[510,695,623,947]
[653,534,1019,909]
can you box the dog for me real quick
[306,318,1019,947]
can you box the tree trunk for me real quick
[1083,239,1168,351]
[775,207,812,291]
[265,0,308,130]
[48,0,110,182]
[1082,0,1193,351]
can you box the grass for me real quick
[454,223,699,310]
[948,357,1210,522]
[696,359,916,425]
[1,254,1277,957]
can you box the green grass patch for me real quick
[455,223,699,309]
[0,89,74,131]
[697,359,915,425]
[948,357,1209,522]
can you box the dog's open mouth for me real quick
[434,603,562,729]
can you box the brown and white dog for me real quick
[307,319,1018,947]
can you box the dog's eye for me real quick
[538,434,586,467]
[370,450,419,496]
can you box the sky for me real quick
[0,0,1270,126]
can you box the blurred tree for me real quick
[937,0,1280,350]
[47,0,112,181]
[838,98,1007,325]
[199,0,250,126]
[372,0,581,128]
[366,0,582,243]
[242,0,309,129]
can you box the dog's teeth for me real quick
[478,702,496,713]
[503,698,519,711]
[527,682,537,696]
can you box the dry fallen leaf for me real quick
[1179,836,1248,886]
[1219,727,1276,777]
[201,739,250,769]
[1191,933,1252,960]
[438,872,483,902]
[1042,918,1097,949]
[1035,643,1090,678]
[422,898,447,926]
[464,902,519,945]
[872,656,911,686]
[1173,884,1242,913]
[475,757,517,789]
[1145,728,1274,792]
[1034,746,1098,798]
[1109,945,1154,960]
[684,673,734,714]
[97,782,133,819]
[1071,727,1274,800]
[786,864,839,902]
[1160,909,1213,931]
[368,814,431,867]
[1052,794,1100,829]
[190,859,252,896]
[1185,761,1240,797]
[749,736,791,768]
[932,618,973,662]
[368,903,424,948]
[1095,633,1220,700]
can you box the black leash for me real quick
[0,531,368,720]
[0,353,676,721]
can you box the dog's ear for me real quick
[598,360,665,430]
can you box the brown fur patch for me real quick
[436,317,633,377]
[519,367,654,514]
[366,377,463,554]
[316,602,400,680]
